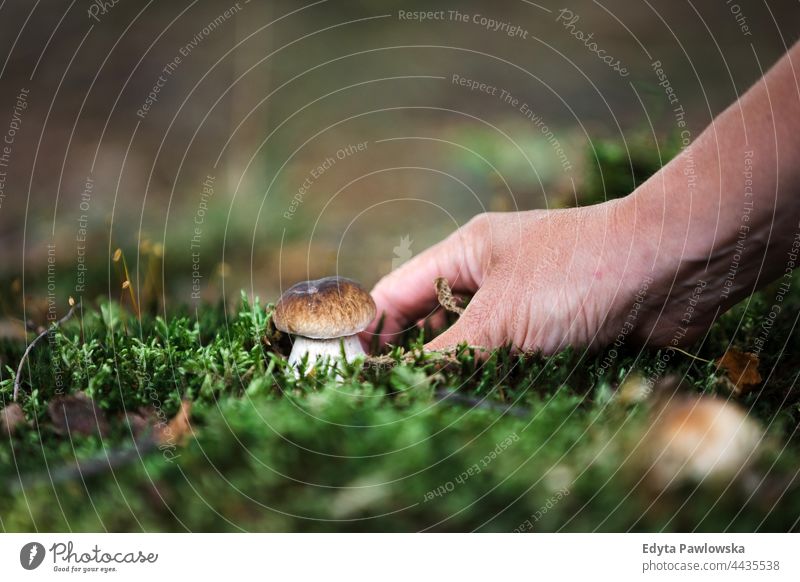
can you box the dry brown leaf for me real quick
[1,403,26,436]
[48,392,109,437]
[434,277,464,315]
[715,349,762,396]
[154,400,193,446]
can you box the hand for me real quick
[364,41,800,355]
[364,200,657,354]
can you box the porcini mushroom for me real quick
[640,395,763,489]
[273,276,376,374]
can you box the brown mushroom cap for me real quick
[273,276,376,339]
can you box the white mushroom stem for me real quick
[287,334,365,371]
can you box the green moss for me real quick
[1,137,799,532]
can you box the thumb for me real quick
[424,292,493,352]
[365,222,486,345]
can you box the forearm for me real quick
[625,41,800,336]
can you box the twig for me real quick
[671,346,712,364]
[114,248,140,318]
[434,277,464,315]
[13,301,80,402]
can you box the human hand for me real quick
[364,200,657,354]
[364,40,800,355]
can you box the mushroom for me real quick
[273,276,376,374]
[640,394,763,489]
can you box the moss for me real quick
[1,137,799,532]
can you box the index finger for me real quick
[363,225,485,346]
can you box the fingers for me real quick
[363,222,486,346]
[423,291,493,352]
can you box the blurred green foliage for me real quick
[579,133,682,206]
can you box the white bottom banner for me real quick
[1,533,797,581]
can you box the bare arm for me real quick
[629,40,800,345]
[364,41,800,353]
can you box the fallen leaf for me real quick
[48,392,109,437]
[1,403,26,436]
[154,400,193,446]
[715,349,761,396]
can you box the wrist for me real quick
[609,181,717,347]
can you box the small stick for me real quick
[671,346,712,364]
[13,300,79,402]
[113,248,140,318]
[434,277,464,315]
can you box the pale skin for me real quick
[365,41,800,354]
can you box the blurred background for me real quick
[0,0,798,327]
